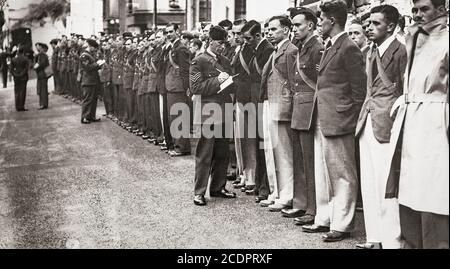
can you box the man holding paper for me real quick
[189,25,236,206]
[80,39,103,124]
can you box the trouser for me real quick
[313,121,358,233]
[160,93,174,149]
[68,71,74,97]
[360,115,401,248]
[14,79,27,110]
[137,93,145,130]
[235,103,258,186]
[2,68,8,88]
[81,84,99,120]
[37,78,49,108]
[262,101,278,202]
[53,71,60,94]
[119,87,128,122]
[145,92,163,140]
[112,84,121,117]
[102,82,114,115]
[292,128,316,216]
[400,205,449,249]
[167,92,191,154]
[194,123,230,196]
[127,89,137,125]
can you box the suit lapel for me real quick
[372,39,400,85]
[273,40,289,63]
[319,33,346,72]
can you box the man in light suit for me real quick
[301,0,366,242]
[284,8,323,225]
[260,16,298,212]
[355,5,406,249]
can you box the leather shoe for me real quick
[142,135,150,140]
[268,203,291,212]
[210,188,237,199]
[194,195,207,206]
[322,231,350,242]
[294,214,315,226]
[241,185,255,193]
[255,196,268,203]
[245,188,258,196]
[169,151,191,157]
[302,224,330,233]
[89,118,101,122]
[281,209,305,218]
[259,200,275,207]
[233,182,245,189]
[81,118,91,124]
[355,242,382,249]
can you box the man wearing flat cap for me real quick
[80,39,103,124]
[189,25,237,206]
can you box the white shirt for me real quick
[373,34,397,57]
[330,30,346,46]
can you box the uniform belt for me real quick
[391,93,448,117]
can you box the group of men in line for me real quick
[50,0,448,249]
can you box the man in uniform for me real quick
[50,39,60,94]
[111,34,126,123]
[10,47,30,112]
[190,25,237,206]
[99,37,114,117]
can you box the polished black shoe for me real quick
[302,224,330,233]
[142,135,150,140]
[169,151,191,157]
[160,145,168,151]
[81,118,91,124]
[281,209,305,218]
[294,214,315,226]
[255,196,268,203]
[210,188,237,199]
[241,185,255,193]
[322,231,350,242]
[194,195,207,206]
[89,118,101,122]
[245,188,258,196]
[233,182,245,189]
[17,108,28,112]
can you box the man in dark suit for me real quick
[355,5,406,249]
[0,47,9,88]
[165,22,192,157]
[190,26,237,206]
[50,39,60,94]
[80,39,103,124]
[284,8,323,226]
[34,43,50,110]
[242,20,275,203]
[301,0,367,243]
[10,47,30,112]
[260,16,298,212]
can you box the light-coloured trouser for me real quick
[314,121,358,232]
[159,94,164,134]
[235,103,257,186]
[360,115,402,248]
[234,121,244,180]
[262,101,278,201]
[269,118,294,207]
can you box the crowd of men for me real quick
[46,0,448,249]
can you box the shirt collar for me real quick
[330,30,346,46]
[372,34,396,57]
[277,38,289,50]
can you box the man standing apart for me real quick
[80,39,103,124]
[10,47,29,112]
[387,0,449,249]
[34,43,50,110]
[301,0,366,242]
[355,5,406,249]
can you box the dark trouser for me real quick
[61,71,69,95]
[14,79,27,110]
[127,89,137,125]
[112,84,121,117]
[400,205,449,249]
[81,84,99,120]
[167,92,191,154]
[194,124,230,196]
[37,78,49,108]
[102,82,114,115]
[2,68,8,88]
[119,87,129,122]
[161,93,174,149]
[292,128,316,215]
[137,93,144,129]
[145,92,163,140]
[255,146,270,198]
[53,71,60,94]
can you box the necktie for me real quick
[325,40,332,50]
[371,44,379,79]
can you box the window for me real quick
[235,0,246,20]
[199,0,211,22]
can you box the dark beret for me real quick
[86,38,99,49]
[209,26,228,41]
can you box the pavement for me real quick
[0,80,365,249]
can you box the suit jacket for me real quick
[111,47,124,85]
[98,50,112,83]
[10,55,29,82]
[34,52,49,80]
[232,44,254,104]
[250,39,275,103]
[291,35,324,131]
[156,44,170,94]
[80,50,100,86]
[123,49,138,89]
[355,39,407,143]
[316,33,367,136]
[260,39,298,121]
[147,47,160,93]
[165,39,191,93]
[189,51,234,125]
[51,47,59,72]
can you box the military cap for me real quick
[123,32,133,38]
[209,26,228,41]
[86,38,99,49]
[181,31,194,40]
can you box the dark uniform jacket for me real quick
[249,39,275,101]
[51,47,59,72]
[10,55,30,82]
[80,50,100,86]
[190,51,234,125]
[316,32,367,137]
[291,35,324,131]
[123,49,138,89]
[148,47,160,93]
[34,52,50,80]
[355,39,407,143]
[231,44,254,104]
[111,47,124,85]
[156,44,170,94]
[165,39,191,93]
[99,50,112,83]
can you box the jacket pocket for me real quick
[336,102,353,112]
